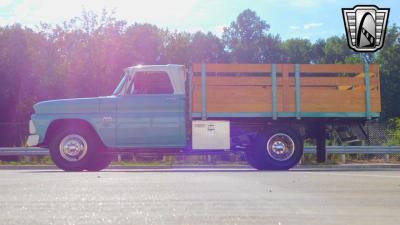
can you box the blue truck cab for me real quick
[27,65,188,171]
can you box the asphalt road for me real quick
[0,168,400,225]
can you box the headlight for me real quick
[29,120,36,134]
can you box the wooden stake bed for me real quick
[190,64,380,119]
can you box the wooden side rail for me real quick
[191,64,381,120]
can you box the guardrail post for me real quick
[384,154,389,162]
[300,154,304,165]
[341,154,346,164]
[24,156,31,162]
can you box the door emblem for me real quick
[102,116,113,124]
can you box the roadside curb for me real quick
[297,164,400,169]
[0,163,400,170]
[0,165,251,170]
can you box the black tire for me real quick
[247,128,303,170]
[49,126,98,171]
[85,153,113,171]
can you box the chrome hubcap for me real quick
[59,134,88,162]
[266,133,295,161]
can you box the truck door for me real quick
[116,71,186,148]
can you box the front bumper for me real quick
[26,135,39,147]
[26,120,39,147]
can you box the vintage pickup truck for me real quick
[26,63,381,171]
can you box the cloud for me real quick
[287,22,325,41]
[289,0,319,8]
[289,23,322,31]
[304,22,323,29]
[289,25,300,30]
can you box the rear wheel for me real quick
[49,127,98,171]
[247,128,303,170]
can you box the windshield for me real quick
[112,72,129,95]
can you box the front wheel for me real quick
[85,153,113,171]
[247,128,303,170]
[49,127,98,171]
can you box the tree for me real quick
[161,31,192,64]
[376,25,400,119]
[189,31,227,63]
[311,39,325,63]
[222,9,270,63]
[321,35,354,63]
[283,38,312,63]
[260,34,286,63]
[0,9,399,147]
[0,25,33,146]
[122,23,163,65]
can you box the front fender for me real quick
[31,113,116,148]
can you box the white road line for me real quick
[311,172,400,179]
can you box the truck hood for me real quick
[33,97,106,114]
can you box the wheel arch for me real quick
[43,118,106,149]
[262,124,305,139]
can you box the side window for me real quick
[132,71,174,95]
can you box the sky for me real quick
[0,0,399,41]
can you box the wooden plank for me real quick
[192,86,380,111]
[300,64,364,73]
[295,77,366,86]
[192,86,381,113]
[369,64,381,112]
[192,64,272,73]
[192,86,273,112]
[300,89,380,112]
[193,63,374,74]
[201,64,207,120]
[193,76,377,91]
[192,86,288,112]
[369,64,379,77]
[282,64,290,111]
[192,74,377,87]
[271,64,277,119]
[295,64,301,119]
[192,76,272,86]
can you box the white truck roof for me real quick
[125,64,184,71]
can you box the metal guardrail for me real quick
[0,146,400,156]
[0,147,49,156]
[304,146,400,154]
